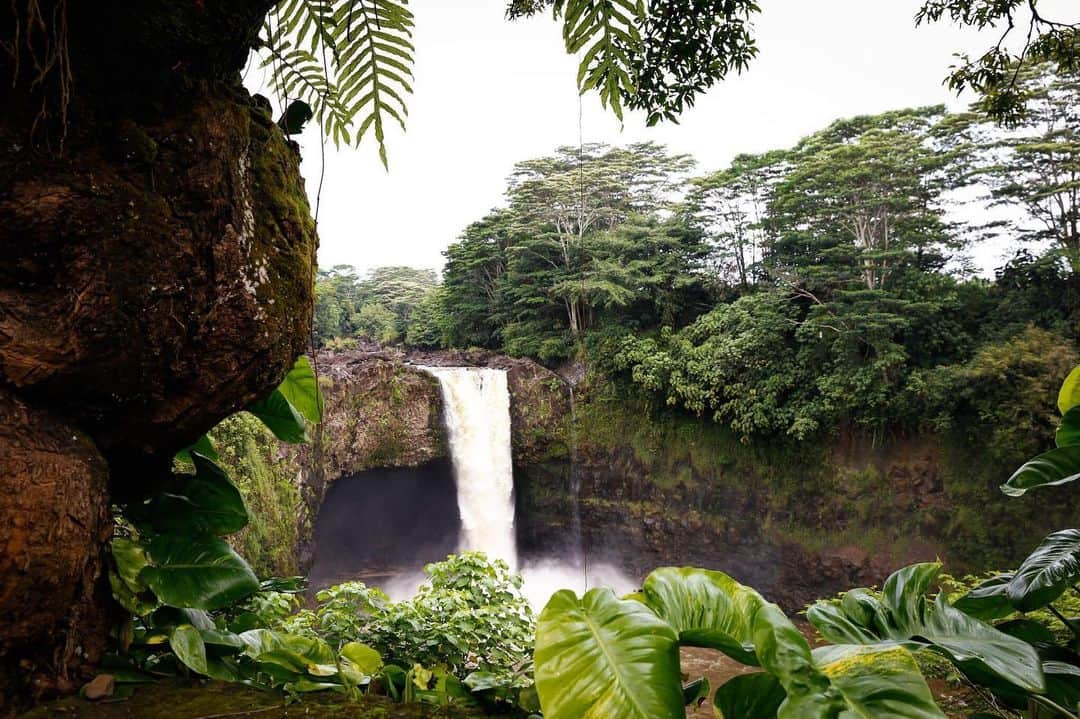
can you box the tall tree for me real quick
[767,107,953,293]
[506,142,693,341]
[441,211,515,349]
[946,62,1080,271]
[684,151,790,289]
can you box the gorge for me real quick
[230,348,1080,614]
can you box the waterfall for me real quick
[423,367,518,569]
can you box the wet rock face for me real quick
[0,2,317,487]
[0,389,111,708]
[0,94,316,487]
[292,350,572,570]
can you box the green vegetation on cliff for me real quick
[211,414,304,577]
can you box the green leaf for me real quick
[640,566,762,665]
[1005,529,1080,611]
[340,642,383,676]
[534,587,684,719]
[1057,407,1080,447]
[1001,445,1080,496]
[140,534,259,611]
[807,563,1045,694]
[170,624,208,675]
[1058,366,1080,415]
[111,537,151,593]
[811,645,945,718]
[174,434,219,466]
[108,570,158,616]
[238,629,336,677]
[246,390,308,443]
[712,672,785,718]
[144,454,249,536]
[952,574,1015,621]
[277,355,324,423]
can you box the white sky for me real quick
[248,0,1069,275]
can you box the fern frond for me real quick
[258,0,415,167]
[554,0,644,120]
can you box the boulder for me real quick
[0,389,110,709]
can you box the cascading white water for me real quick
[423,367,518,569]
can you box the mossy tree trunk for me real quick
[0,1,318,711]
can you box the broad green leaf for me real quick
[811,645,945,718]
[170,624,208,675]
[640,567,761,665]
[238,629,336,677]
[246,390,308,443]
[199,629,244,649]
[111,537,151,592]
[1057,407,1080,447]
[340,642,383,676]
[712,672,785,718]
[952,574,1015,621]
[1005,529,1080,611]
[1058,365,1080,415]
[277,355,324,423]
[140,534,259,611]
[534,587,684,719]
[808,563,1045,694]
[1044,660,1080,713]
[174,434,219,466]
[1002,445,1080,496]
[150,606,214,631]
[144,454,249,536]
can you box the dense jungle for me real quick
[3,1,1080,719]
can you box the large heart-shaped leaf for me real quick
[170,624,208,675]
[1006,529,1080,612]
[140,534,259,611]
[277,355,324,424]
[808,563,1045,694]
[1001,445,1080,497]
[811,645,945,718]
[144,454,249,536]
[1058,365,1080,415]
[246,390,308,443]
[640,567,762,665]
[534,587,684,719]
[340,641,383,686]
[712,672,785,718]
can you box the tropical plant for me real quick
[809,364,1080,718]
[107,356,340,693]
[534,566,949,718]
[284,553,539,713]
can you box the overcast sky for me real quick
[249,0,1066,276]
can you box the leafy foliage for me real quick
[915,1,1079,124]
[285,552,535,705]
[314,265,438,347]
[258,0,416,166]
[533,566,946,719]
